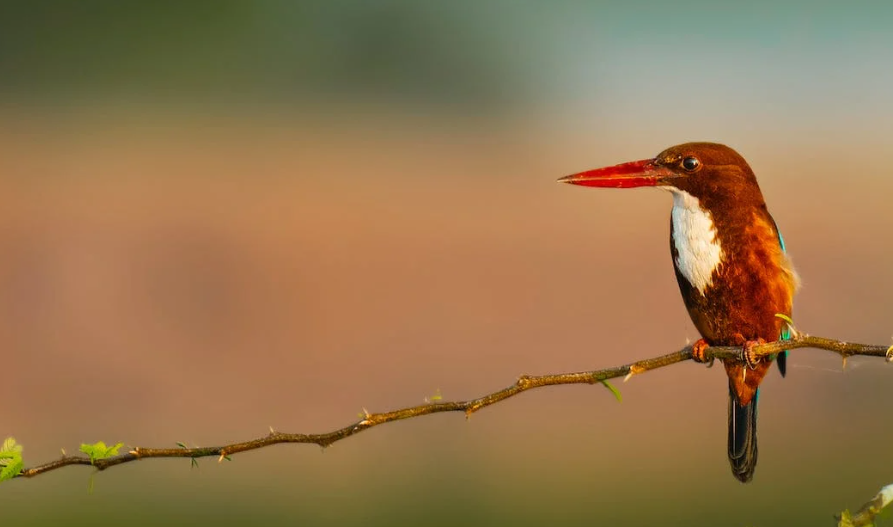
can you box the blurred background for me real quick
[1,1,892,525]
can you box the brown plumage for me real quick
[560,142,799,482]
[659,143,798,406]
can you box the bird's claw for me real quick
[692,339,714,367]
[742,338,766,370]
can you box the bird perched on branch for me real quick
[559,142,799,482]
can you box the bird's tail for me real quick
[728,385,758,483]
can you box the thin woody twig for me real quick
[836,483,893,527]
[15,334,891,480]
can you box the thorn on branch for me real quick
[623,364,644,382]
[465,401,485,418]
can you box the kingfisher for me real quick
[559,142,799,482]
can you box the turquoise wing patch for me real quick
[772,218,791,373]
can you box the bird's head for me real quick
[559,142,763,203]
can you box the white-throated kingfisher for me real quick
[559,142,799,482]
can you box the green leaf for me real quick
[0,457,22,482]
[177,442,200,468]
[774,313,794,325]
[0,437,24,481]
[0,437,22,455]
[80,441,124,464]
[600,380,623,403]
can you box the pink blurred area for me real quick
[0,108,891,524]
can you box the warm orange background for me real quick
[1,3,892,526]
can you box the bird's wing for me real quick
[772,217,791,376]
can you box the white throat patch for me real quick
[669,190,724,295]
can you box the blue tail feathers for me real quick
[728,386,758,482]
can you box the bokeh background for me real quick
[1,1,892,526]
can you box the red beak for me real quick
[558,158,676,188]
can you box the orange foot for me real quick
[692,338,713,366]
[733,334,767,370]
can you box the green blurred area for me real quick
[0,1,540,109]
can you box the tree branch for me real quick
[837,483,893,527]
[15,333,892,479]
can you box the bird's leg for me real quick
[692,338,714,367]
[734,334,766,370]
[743,339,766,370]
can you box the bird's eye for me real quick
[681,156,700,171]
